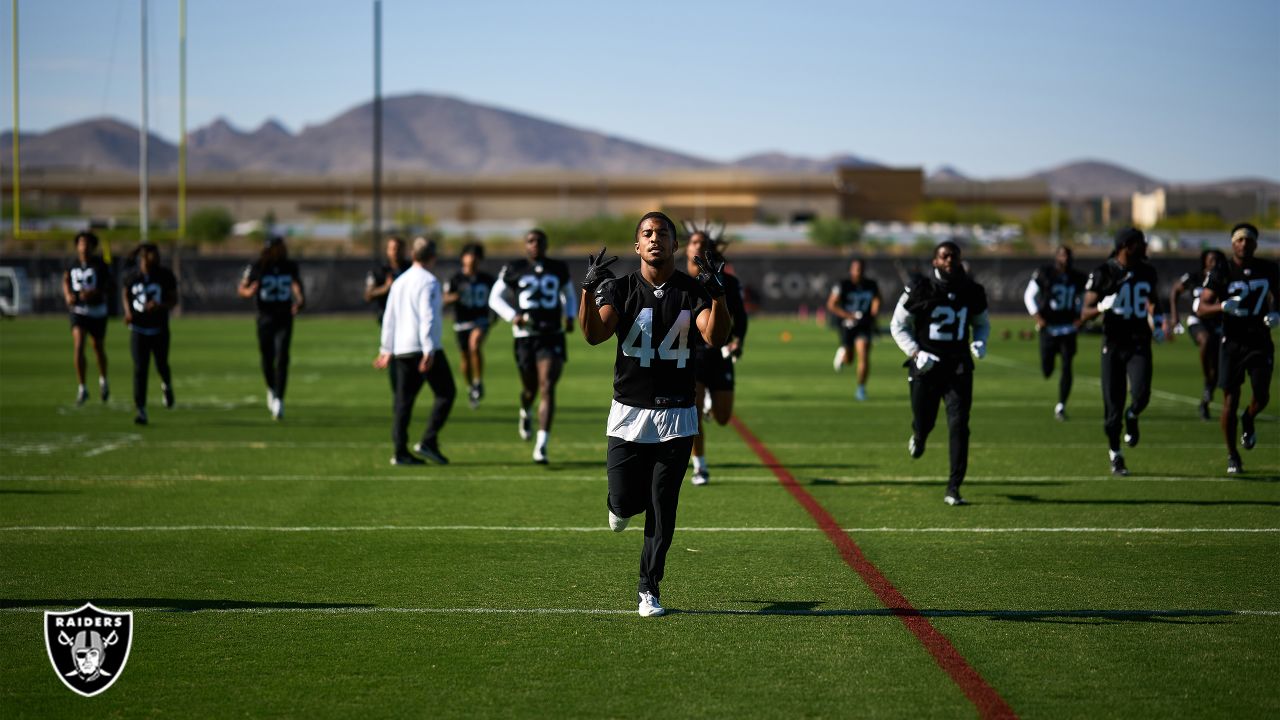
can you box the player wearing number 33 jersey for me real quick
[238,236,305,421]
[580,211,731,617]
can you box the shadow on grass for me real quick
[712,463,872,471]
[809,478,1068,487]
[671,603,1239,624]
[0,489,82,495]
[1003,494,1280,507]
[0,598,374,613]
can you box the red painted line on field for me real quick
[729,416,1017,720]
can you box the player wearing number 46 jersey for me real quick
[122,243,179,426]
[238,236,305,420]
[890,241,990,506]
[580,211,731,617]
[1080,227,1164,477]
[489,229,576,463]
[1195,223,1278,474]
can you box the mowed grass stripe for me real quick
[3,525,1277,533]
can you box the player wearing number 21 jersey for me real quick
[1080,227,1161,477]
[238,236,305,421]
[579,211,731,618]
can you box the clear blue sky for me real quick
[5,0,1279,181]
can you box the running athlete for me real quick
[238,235,305,420]
[62,231,114,405]
[1024,246,1087,420]
[889,241,990,505]
[1195,223,1278,474]
[1169,249,1229,420]
[489,229,576,464]
[444,242,496,409]
[366,236,409,323]
[827,257,881,401]
[121,243,179,426]
[684,226,748,486]
[579,211,731,617]
[1079,227,1163,476]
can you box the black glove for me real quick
[582,246,618,292]
[692,252,727,299]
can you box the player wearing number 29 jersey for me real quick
[238,236,305,420]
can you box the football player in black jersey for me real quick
[238,235,305,420]
[827,258,881,401]
[684,226,748,486]
[580,211,731,617]
[488,229,576,463]
[121,243,179,426]
[1024,246,1087,420]
[889,241,990,506]
[365,236,409,323]
[1079,227,1163,476]
[1169,249,1228,420]
[1195,223,1278,474]
[62,231,114,405]
[444,242,497,409]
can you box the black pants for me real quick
[606,435,694,598]
[1100,343,1152,452]
[131,330,172,410]
[1039,332,1077,405]
[909,361,973,493]
[391,352,456,455]
[257,315,293,399]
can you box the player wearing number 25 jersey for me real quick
[1081,227,1160,477]
[890,241,990,506]
[1196,222,1278,474]
[122,243,179,426]
[580,211,731,617]
[238,236,305,421]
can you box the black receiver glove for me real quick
[581,246,619,292]
[692,252,727,299]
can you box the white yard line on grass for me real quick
[0,474,1260,484]
[1,525,1275,533]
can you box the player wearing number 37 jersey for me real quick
[580,211,731,617]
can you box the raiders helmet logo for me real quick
[44,603,133,697]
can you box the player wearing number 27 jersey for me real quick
[579,211,731,617]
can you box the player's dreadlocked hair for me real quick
[680,219,731,260]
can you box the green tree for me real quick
[1154,212,1230,231]
[916,200,959,224]
[957,205,1006,227]
[808,217,863,248]
[187,207,235,245]
[537,215,642,248]
[1027,204,1072,238]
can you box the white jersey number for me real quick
[1108,281,1151,319]
[70,268,98,292]
[928,306,969,341]
[1049,283,1077,312]
[130,283,163,312]
[621,308,691,368]
[1227,279,1271,316]
[518,274,561,310]
[259,274,293,302]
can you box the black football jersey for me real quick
[124,267,178,331]
[596,271,712,409]
[243,260,302,317]
[1177,269,1222,332]
[1030,265,1086,326]
[1203,256,1279,342]
[446,271,497,326]
[1086,259,1158,345]
[367,263,408,317]
[902,273,988,362]
[66,258,113,316]
[690,273,747,352]
[498,258,572,335]
[832,278,881,330]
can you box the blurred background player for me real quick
[827,257,881,401]
[1079,227,1162,477]
[444,242,496,409]
[489,229,576,464]
[890,241,989,506]
[1195,223,1278,474]
[62,231,114,405]
[121,243,179,426]
[365,235,409,323]
[579,211,730,617]
[238,235,305,420]
[374,237,455,466]
[1023,246,1086,420]
[1169,249,1228,420]
[684,225,748,486]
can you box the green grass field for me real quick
[1,314,1277,718]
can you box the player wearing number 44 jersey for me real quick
[890,241,990,506]
[1080,227,1164,477]
[580,211,731,617]
[1195,223,1278,474]
[238,236,305,420]
[489,230,576,463]
[1025,246,1086,420]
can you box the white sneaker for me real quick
[272,398,284,421]
[518,409,532,441]
[267,389,277,411]
[533,444,548,464]
[638,591,665,617]
[833,347,844,372]
[691,468,709,486]
[608,510,629,532]
[702,392,713,416]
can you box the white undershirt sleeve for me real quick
[1024,279,1041,316]
[488,275,518,322]
[889,293,919,358]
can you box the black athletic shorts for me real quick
[1218,336,1274,393]
[514,333,567,372]
[694,348,735,392]
[70,314,107,341]
[839,324,875,347]
[1187,321,1221,346]
[454,322,490,353]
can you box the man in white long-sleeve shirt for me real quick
[374,237,456,466]
[889,241,991,506]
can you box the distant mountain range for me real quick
[2,92,1275,199]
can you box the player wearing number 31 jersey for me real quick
[580,211,731,617]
